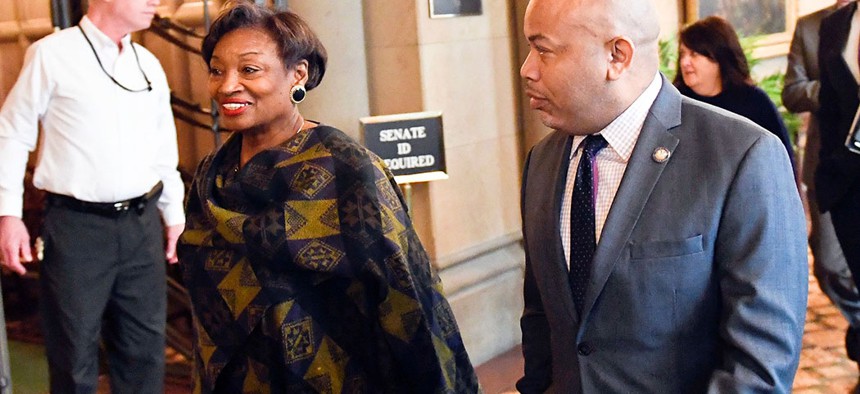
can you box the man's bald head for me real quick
[521,0,662,135]
[558,0,660,65]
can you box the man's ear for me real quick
[293,59,310,85]
[606,37,634,81]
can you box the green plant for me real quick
[658,36,801,147]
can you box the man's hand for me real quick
[0,216,32,275]
[164,223,185,264]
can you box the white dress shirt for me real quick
[560,73,662,268]
[0,16,184,225]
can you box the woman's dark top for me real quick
[678,84,796,171]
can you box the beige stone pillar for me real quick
[364,0,525,365]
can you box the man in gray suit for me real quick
[782,0,860,364]
[517,0,808,392]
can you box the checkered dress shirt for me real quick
[560,73,662,268]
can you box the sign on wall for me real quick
[361,111,448,184]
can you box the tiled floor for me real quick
[474,255,860,393]
[796,267,860,393]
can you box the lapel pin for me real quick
[652,147,671,163]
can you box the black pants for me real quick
[40,197,166,394]
[831,186,860,360]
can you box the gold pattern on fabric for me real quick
[339,186,381,246]
[207,201,247,244]
[432,334,456,389]
[374,177,401,212]
[292,161,334,199]
[205,249,235,272]
[305,336,349,394]
[246,305,267,330]
[285,199,340,240]
[196,315,218,365]
[182,229,213,247]
[306,374,333,394]
[276,141,329,168]
[282,317,316,363]
[282,203,308,240]
[179,127,480,392]
[207,362,226,389]
[295,240,344,272]
[216,258,262,320]
[379,204,406,246]
[387,251,414,291]
[243,162,277,189]
[284,128,313,154]
[242,358,271,394]
[378,289,422,342]
[434,302,457,338]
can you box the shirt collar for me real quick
[571,72,662,161]
[79,16,133,53]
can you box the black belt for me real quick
[46,182,163,217]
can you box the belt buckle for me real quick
[113,201,131,213]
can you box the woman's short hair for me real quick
[202,1,328,90]
[672,16,752,91]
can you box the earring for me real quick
[290,85,307,104]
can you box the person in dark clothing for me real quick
[177,3,479,392]
[674,16,796,172]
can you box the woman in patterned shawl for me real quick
[177,2,480,392]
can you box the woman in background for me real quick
[177,2,479,392]
[674,16,796,171]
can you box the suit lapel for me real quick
[580,78,682,318]
[547,135,580,323]
[826,3,858,92]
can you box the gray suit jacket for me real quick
[783,6,835,189]
[517,77,808,393]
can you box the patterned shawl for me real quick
[178,126,480,393]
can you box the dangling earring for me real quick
[290,85,307,104]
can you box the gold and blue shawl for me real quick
[178,126,479,393]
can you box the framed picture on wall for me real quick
[429,0,482,18]
[684,0,797,58]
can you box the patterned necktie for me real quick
[569,134,608,314]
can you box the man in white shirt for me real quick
[517,0,807,392]
[0,0,184,391]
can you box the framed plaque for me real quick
[684,0,796,58]
[429,0,482,18]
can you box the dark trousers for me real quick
[40,196,166,394]
[831,186,860,360]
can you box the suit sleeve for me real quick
[782,18,820,113]
[516,149,553,394]
[707,134,808,393]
